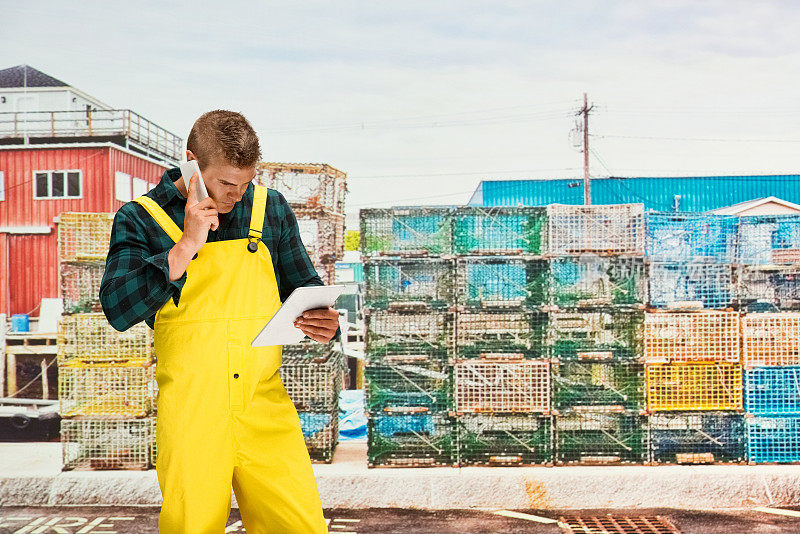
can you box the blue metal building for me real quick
[468,175,800,211]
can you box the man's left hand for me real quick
[294,306,339,343]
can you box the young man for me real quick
[99,110,338,533]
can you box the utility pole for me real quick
[577,93,594,205]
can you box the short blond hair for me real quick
[186,110,262,170]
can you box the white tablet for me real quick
[251,284,347,347]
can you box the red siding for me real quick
[0,144,171,316]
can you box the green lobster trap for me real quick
[364,257,455,309]
[360,207,453,256]
[553,361,645,413]
[452,206,546,255]
[367,412,455,467]
[555,412,647,465]
[549,255,645,309]
[455,309,548,360]
[454,256,548,309]
[455,413,553,466]
[548,310,643,361]
[365,309,453,365]
[649,412,746,464]
[365,361,451,413]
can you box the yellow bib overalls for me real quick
[133,185,329,534]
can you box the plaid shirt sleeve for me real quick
[99,203,187,332]
[272,189,342,341]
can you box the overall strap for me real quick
[132,196,183,244]
[249,186,268,239]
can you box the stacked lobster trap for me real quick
[361,207,457,467]
[279,339,345,462]
[546,204,647,465]
[257,162,347,285]
[56,212,155,470]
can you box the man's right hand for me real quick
[179,172,219,254]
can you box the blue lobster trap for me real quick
[452,206,546,255]
[363,257,455,309]
[738,215,800,265]
[647,262,735,310]
[455,256,548,309]
[745,366,800,415]
[360,207,453,256]
[367,412,455,467]
[645,212,739,263]
[747,416,800,463]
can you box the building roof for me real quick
[0,64,68,88]
[711,196,800,216]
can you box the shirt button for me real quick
[233,373,239,379]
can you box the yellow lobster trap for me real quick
[645,362,743,411]
[58,313,154,364]
[57,212,115,262]
[58,358,156,418]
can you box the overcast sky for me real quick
[5,1,800,227]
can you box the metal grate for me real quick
[547,203,645,256]
[644,311,740,364]
[453,359,550,414]
[742,313,800,367]
[57,212,114,262]
[559,515,680,534]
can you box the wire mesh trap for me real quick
[546,203,645,256]
[57,212,114,262]
[298,410,339,463]
[648,412,746,464]
[365,309,453,365]
[645,363,743,412]
[745,366,800,415]
[280,350,345,412]
[455,309,548,360]
[737,265,800,311]
[364,257,455,309]
[58,313,154,364]
[365,361,451,414]
[296,211,346,264]
[455,256,548,309]
[747,415,800,463]
[553,361,645,413]
[645,212,739,263]
[452,359,550,414]
[257,162,346,214]
[360,207,453,256]
[555,412,647,465]
[60,261,105,314]
[61,416,152,470]
[548,310,643,361]
[738,214,800,265]
[367,412,455,467]
[643,311,740,363]
[58,358,156,418]
[451,206,546,255]
[549,255,645,309]
[647,262,735,310]
[742,313,800,366]
[455,413,552,466]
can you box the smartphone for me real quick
[179,159,210,203]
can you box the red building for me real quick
[0,64,182,317]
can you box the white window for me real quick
[0,171,4,201]
[115,171,132,202]
[33,170,82,199]
[132,177,148,198]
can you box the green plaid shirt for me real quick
[99,166,340,340]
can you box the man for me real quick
[99,109,337,533]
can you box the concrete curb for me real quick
[2,442,800,509]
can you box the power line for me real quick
[591,134,800,143]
